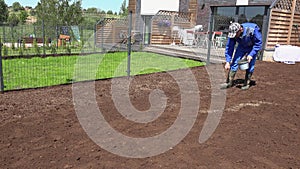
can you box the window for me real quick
[237,6,266,28]
[213,6,267,32]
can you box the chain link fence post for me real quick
[127,11,133,78]
[206,12,214,65]
[2,25,6,43]
[42,20,46,56]
[0,39,4,93]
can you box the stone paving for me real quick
[143,44,226,63]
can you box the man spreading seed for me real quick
[221,22,263,90]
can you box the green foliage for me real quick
[50,43,57,54]
[86,7,98,13]
[80,39,84,48]
[7,13,19,26]
[82,13,103,30]
[11,42,15,50]
[33,39,40,55]
[119,0,128,16]
[3,45,8,55]
[30,9,36,16]
[22,39,26,49]
[19,10,29,24]
[0,0,9,23]
[65,43,71,54]
[107,10,113,15]
[18,45,23,56]
[12,2,24,11]
[35,0,83,26]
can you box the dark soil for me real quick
[1,61,300,168]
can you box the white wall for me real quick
[141,0,179,15]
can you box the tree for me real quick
[0,0,9,24]
[107,10,113,15]
[35,0,83,26]
[19,10,29,24]
[35,0,58,26]
[59,0,83,25]
[12,2,24,11]
[7,13,19,26]
[30,9,37,16]
[34,0,83,40]
[119,0,128,16]
[86,7,98,13]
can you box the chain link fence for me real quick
[0,12,203,92]
[0,23,99,57]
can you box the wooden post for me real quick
[287,0,297,44]
[128,0,136,14]
[112,21,115,44]
[189,0,198,26]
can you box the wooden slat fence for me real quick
[266,0,300,48]
[151,10,192,45]
[95,18,129,47]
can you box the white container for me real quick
[239,60,249,70]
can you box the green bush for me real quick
[65,44,71,54]
[50,43,57,54]
[33,39,40,55]
[11,42,15,50]
[18,46,23,56]
[3,45,8,56]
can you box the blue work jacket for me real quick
[225,23,263,63]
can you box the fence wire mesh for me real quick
[0,12,204,92]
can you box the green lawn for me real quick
[2,52,204,91]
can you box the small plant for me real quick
[3,45,8,56]
[22,39,26,49]
[65,43,71,54]
[11,41,16,50]
[50,43,57,54]
[33,39,40,55]
[80,40,85,52]
[18,46,23,56]
[139,43,144,51]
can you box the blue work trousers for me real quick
[230,48,256,73]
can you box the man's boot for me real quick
[241,71,252,90]
[220,71,236,89]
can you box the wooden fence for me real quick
[95,10,193,46]
[151,10,192,45]
[266,0,300,48]
[95,18,128,46]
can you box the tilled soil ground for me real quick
[1,61,300,168]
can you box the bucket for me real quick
[238,60,249,70]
